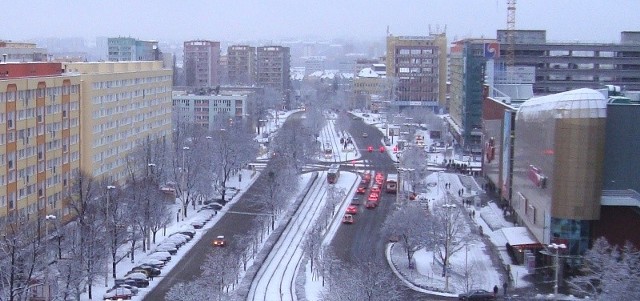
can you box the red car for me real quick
[379,146,385,153]
[365,201,378,209]
[375,172,384,180]
[371,185,381,194]
[368,192,380,202]
[367,146,374,153]
[356,185,367,194]
[375,177,385,185]
[346,205,358,215]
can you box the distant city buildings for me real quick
[172,90,247,131]
[386,33,448,111]
[183,40,221,88]
[257,46,291,108]
[494,30,640,94]
[107,37,161,61]
[227,45,256,86]
[0,41,49,62]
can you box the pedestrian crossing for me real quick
[248,159,373,173]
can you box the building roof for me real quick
[358,67,379,78]
[518,88,607,120]
[501,227,540,247]
[601,190,640,208]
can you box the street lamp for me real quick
[442,203,457,292]
[549,243,567,299]
[464,243,475,292]
[44,214,57,301]
[105,185,115,287]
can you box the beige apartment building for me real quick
[0,63,81,233]
[386,34,448,110]
[64,61,173,184]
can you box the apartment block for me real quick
[184,40,220,88]
[64,61,173,184]
[227,45,256,86]
[496,30,640,94]
[386,34,448,110]
[107,37,160,62]
[172,91,247,131]
[256,46,291,108]
[0,62,81,233]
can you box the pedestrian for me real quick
[503,281,508,296]
[493,285,499,297]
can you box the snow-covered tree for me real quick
[427,196,468,280]
[322,256,404,301]
[398,145,430,194]
[568,237,640,300]
[383,202,430,267]
[0,216,42,301]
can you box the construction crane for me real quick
[506,0,516,68]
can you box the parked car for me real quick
[103,287,133,300]
[124,272,149,288]
[458,289,495,300]
[111,284,139,296]
[139,258,166,268]
[131,265,161,277]
[147,251,171,262]
[212,235,226,247]
[190,219,206,229]
[155,243,178,255]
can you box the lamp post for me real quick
[181,146,190,219]
[549,243,567,299]
[464,243,475,292]
[44,214,57,301]
[105,185,115,287]
[442,202,457,292]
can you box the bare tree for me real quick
[383,202,430,268]
[398,145,430,194]
[568,237,640,300]
[62,170,106,300]
[208,118,258,204]
[322,255,405,301]
[427,198,468,280]
[303,224,324,276]
[0,216,42,301]
[100,184,131,282]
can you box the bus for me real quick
[327,164,340,184]
[385,174,398,193]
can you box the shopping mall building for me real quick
[482,86,640,266]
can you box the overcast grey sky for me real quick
[3,0,638,43]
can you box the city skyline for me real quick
[2,0,639,44]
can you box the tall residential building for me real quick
[63,61,173,184]
[0,62,81,233]
[227,45,256,86]
[256,46,291,108]
[107,37,160,62]
[0,41,49,62]
[449,39,498,153]
[386,34,448,110]
[183,40,220,88]
[495,30,640,94]
[172,91,247,131]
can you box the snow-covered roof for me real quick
[500,227,540,247]
[518,88,607,120]
[601,190,640,208]
[358,67,379,78]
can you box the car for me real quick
[111,284,139,296]
[458,289,495,300]
[154,244,177,255]
[356,185,367,194]
[201,202,224,211]
[371,185,381,194]
[375,177,385,185]
[212,235,226,247]
[362,132,368,138]
[368,192,380,202]
[365,201,378,209]
[131,265,161,277]
[147,251,171,262]
[169,232,191,242]
[375,172,384,180]
[351,197,362,206]
[139,258,166,268]
[346,205,358,215]
[125,269,151,278]
[363,172,372,181]
[409,192,417,200]
[190,220,205,229]
[360,177,370,185]
[342,214,354,224]
[103,287,133,300]
[379,146,385,153]
[367,146,374,153]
